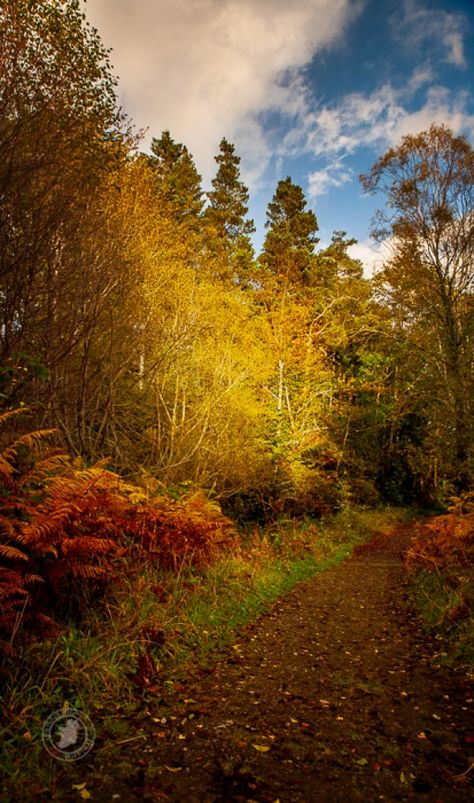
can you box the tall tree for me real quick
[259,177,319,285]
[205,138,255,282]
[361,124,474,492]
[148,130,204,223]
[0,0,128,395]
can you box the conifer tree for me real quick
[148,130,204,222]
[260,177,319,285]
[205,138,255,282]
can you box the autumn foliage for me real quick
[0,412,235,650]
[405,495,474,572]
[404,496,474,629]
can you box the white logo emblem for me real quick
[42,709,95,761]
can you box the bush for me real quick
[404,494,474,662]
[0,411,235,651]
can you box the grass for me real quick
[408,567,474,667]
[404,501,474,670]
[0,506,397,800]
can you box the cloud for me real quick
[287,73,474,203]
[82,0,360,186]
[397,0,467,69]
[391,87,474,143]
[290,80,474,169]
[308,161,352,197]
[347,238,393,278]
[406,65,434,94]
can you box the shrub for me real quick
[0,411,235,651]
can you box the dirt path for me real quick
[95,526,473,802]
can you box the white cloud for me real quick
[397,0,467,69]
[348,238,393,279]
[444,31,466,69]
[391,87,474,143]
[82,0,360,186]
[308,162,352,197]
[406,65,434,94]
[289,79,474,169]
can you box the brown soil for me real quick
[92,526,473,802]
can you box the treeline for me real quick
[1,0,472,519]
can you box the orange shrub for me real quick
[0,412,235,649]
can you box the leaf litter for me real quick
[83,524,472,801]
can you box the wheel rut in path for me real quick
[100,525,473,802]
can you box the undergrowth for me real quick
[0,413,410,800]
[0,507,377,800]
[405,492,474,667]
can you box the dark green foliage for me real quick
[148,130,204,222]
[206,138,255,240]
[260,177,319,284]
[205,138,255,281]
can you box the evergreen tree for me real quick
[205,138,255,282]
[148,130,204,223]
[316,231,363,284]
[260,177,319,284]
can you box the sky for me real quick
[82,0,474,272]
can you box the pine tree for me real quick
[260,177,319,285]
[148,130,204,223]
[205,138,255,282]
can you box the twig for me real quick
[452,761,474,781]
[96,734,147,751]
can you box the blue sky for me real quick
[83,0,474,271]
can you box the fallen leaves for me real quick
[72,784,91,800]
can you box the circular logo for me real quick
[41,709,95,761]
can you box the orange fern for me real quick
[405,493,474,572]
[0,410,236,650]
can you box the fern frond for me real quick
[18,452,70,487]
[0,544,28,561]
[0,453,16,480]
[0,569,29,601]
[2,429,58,464]
[0,514,17,536]
[59,536,117,556]
[69,564,107,579]
[23,574,45,585]
[0,408,28,427]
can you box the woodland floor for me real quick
[74,526,472,801]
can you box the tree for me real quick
[260,177,319,285]
[148,130,204,223]
[315,231,363,286]
[361,124,474,492]
[0,0,128,376]
[204,138,255,282]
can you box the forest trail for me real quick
[95,526,473,802]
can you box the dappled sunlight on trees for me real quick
[362,124,474,498]
[0,5,472,527]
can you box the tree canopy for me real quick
[361,124,474,492]
[260,177,319,285]
[0,7,470,512]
